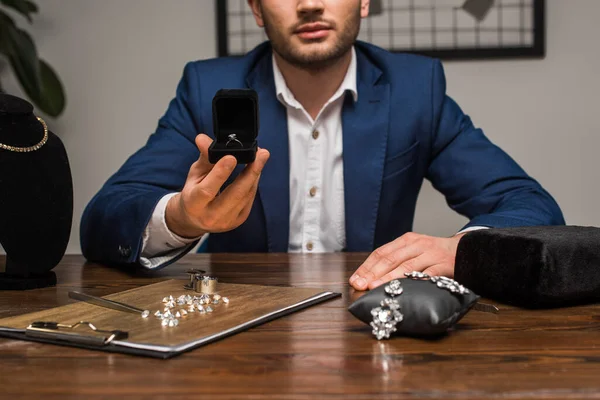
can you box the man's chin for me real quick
[288,45,342,64]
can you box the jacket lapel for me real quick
[342,49,390,251]
[246,51,290,252]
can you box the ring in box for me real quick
[208,89,259,164]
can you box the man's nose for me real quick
[297,0,325,16]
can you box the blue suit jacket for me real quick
[80,41,564,268]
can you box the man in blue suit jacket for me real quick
[80,0,564,291]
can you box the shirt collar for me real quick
[272,46,358,109]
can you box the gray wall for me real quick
[1,0,598,254]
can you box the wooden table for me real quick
[1,254,599,399]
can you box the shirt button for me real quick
[309,186,317,197]
[306,242,314,251]
[312,130,319,140]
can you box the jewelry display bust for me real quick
[0,93,73,290]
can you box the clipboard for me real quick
[0,279,340,359]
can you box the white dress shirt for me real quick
[277,48,357,253]
[139,47,484,268]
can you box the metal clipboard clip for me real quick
[25,321,128,347]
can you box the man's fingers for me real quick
[187,134,215,180]
[422,265,450,279]
[349,234,419,289]
[367,253,438,289]
[190,155,237,204]
[216,148,270,208]
[184,145,269,231]
[236,148,270,185]
[195,133,213,156]
[362,244,424,285]
[236,179,260,222]
[350,242,398,284]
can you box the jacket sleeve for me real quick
[426,60,565,230]
[80,62,203,268]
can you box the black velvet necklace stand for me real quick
[0,93,73,290]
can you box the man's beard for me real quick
[262,9,361,70]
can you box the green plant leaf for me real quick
[34,59,65,116]
[10,58,65,117]
[0,4,65,117]
[0,9,16,53]
[0,0,38,22]
[0,14,42,97]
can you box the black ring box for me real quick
[208,89,259,164]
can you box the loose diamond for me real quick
[161,319,169,326]
[206,306,213,313]
[199,294,210,304]
[187,305,195,312]
[223,297,229,304]
[175,312,181,318]
[180,309,188,316]
[162,297,169,303]
[141,310,150,318]
[213,294,221,301]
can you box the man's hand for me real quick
[348,232,466,291]
[165,133,270,238]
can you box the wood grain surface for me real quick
[1,253,600,399]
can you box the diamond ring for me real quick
[226,134,243,148]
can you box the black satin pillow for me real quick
[348,276,480,338]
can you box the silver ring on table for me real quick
[226,134,243,148]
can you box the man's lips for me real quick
[294,22,332,40]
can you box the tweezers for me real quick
[472,302,500,314]
[68,291,149,317]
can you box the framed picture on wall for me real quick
[216,0,545,61]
